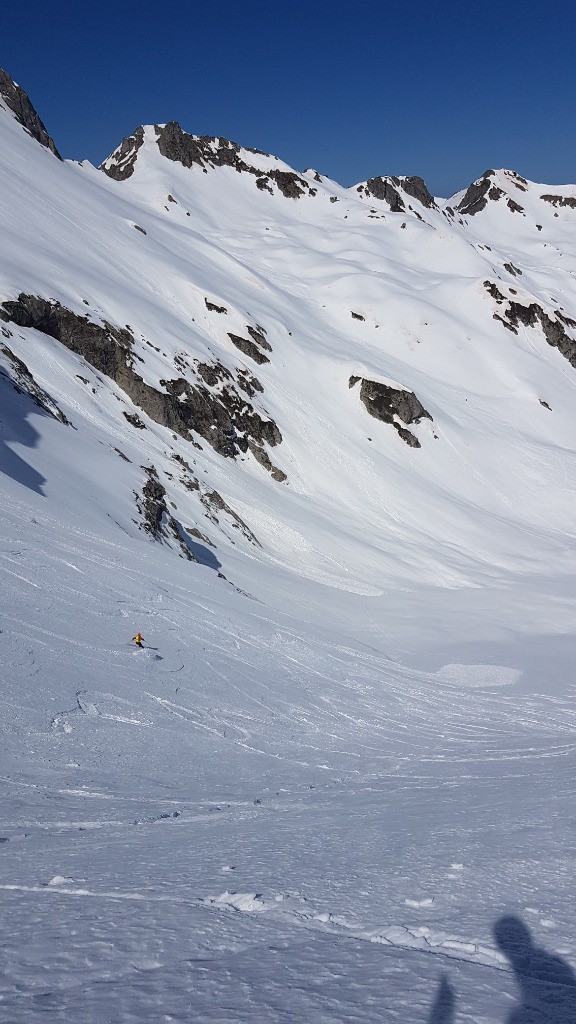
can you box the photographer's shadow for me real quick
[426,917,576,1023]
[493,916,576,1023]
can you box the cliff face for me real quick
[0,68,61,158]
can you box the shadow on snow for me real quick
[427,915,576,1023]
[0,372,46,495]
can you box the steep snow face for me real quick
[2,79,576,653]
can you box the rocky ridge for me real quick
[0,68,61,159]
[0,295,285,481]
[101,121,318,200]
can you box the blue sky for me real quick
[3,0,574,196]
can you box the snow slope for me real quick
[1,74,576,1021]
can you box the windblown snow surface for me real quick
[1,82,576,1022]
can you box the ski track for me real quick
[0,878,515,974]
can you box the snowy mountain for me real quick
[2,69,576,1022]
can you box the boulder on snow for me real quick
[350,376,432,448]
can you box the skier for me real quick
[131,631,146,648]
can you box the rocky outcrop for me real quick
[357,175,436,212]
[0,294,135,373]
[135,466,196,560]
[0,68,61,159]
[228,333,269,365]
[0,295,284,477]
[540,194,576,209]
[99,127,145,181]
[350,376,432,447]
[227,325,271,365]
[455,170,526,217]
[0,343,70,423]
[200,488,262,544]
[456,171,499,216]
[101,121,316,199]
[399,176,436,208]
[360,178,405,212]
[484,281,576,367]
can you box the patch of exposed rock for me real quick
[135,466,196,560]
[0,68,61,159]
[356,175,436,212]
[205,298,228,314]
[99,127,145,181]
[0,343,70,423]
[350,376,432,447]
[200,488,262,544]
[399,176,436,208]
[540,194,576,209]
[455,171,525,217]
[456,171,501,216]
[483,280,576,367]
[227,325,271,365]
[0,294,284,478]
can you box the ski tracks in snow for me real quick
[0,875,529,979]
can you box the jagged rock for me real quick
[197,358,262,399]
[205,299,228,314]
[200,488,262,545]
[484,284,576,367]
[0,296,284,477]
[0,345,70,423]
[228,332,270,365]
[456,171,498,216]
[503,170,528,191]
[135,466,196,560]
[139,467,167,539]
[540,194,576,209]
[155,123,244,169]
[1,294,135,375]
[101,121,315,200]
[246,325,272,352]
[268,170,306,199]
[359,175,436,212]
[353,377,432,448]
[123,410,146,429]
[362,177,405,212]
[400,176,436,209]
[99,127,145,180]
[0,68,61,159]
[236,369,264,397]
[196,361,232,388]
[484,281,507,304]
[507,198,524,214]
[246,441,287,482]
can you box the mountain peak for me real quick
[454,168,531,216]
[100,121,318,199]
[0,68,61,159]
[354,174,436,212]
